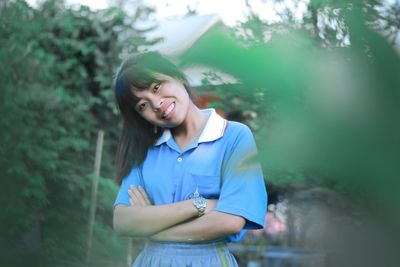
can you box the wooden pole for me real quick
[86,130,104,264]
[127,238,133,267]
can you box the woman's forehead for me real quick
[132,73,177,90]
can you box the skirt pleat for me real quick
[132,241,238,267]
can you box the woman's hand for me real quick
[205,199,217,214]
[128,185,152,206]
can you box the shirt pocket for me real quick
[188,172,220,199]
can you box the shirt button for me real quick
[177,157,183,162]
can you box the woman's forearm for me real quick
[113,199,198,237]
[150,211,245,243]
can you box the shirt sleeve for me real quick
[113,167,142,207]
[214,124,268,230]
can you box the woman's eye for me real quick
[153,83,161,92]
[138,102,147,111]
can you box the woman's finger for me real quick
[129,185,141,206]
[128,185,134,198]
[138,186,152,205]
[131,185,146,206]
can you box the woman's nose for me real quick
[151,98,164,111]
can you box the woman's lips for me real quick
[162,102,175,119]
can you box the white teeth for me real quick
[163,103,175,118]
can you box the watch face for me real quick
[195,197,206,207]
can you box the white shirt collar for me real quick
[154,108,227,146]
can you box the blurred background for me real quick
[1,0,400,266]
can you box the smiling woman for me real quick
[112,52,267,267]
[132,73,192,128]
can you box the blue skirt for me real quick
[132,241,239,267]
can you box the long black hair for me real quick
[114,52,191,184]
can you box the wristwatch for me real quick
[192,188,206,217]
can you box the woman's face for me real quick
[131,73,191,128]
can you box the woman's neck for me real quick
[171,103,208,150]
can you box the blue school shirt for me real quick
[114,109,267,242]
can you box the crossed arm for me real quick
[113,185,245,242]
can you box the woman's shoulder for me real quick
[225,120,253,136]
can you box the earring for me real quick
[154,125,158,133]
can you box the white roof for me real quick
[143,14,220,56]
[139,14,237,87]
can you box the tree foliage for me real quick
[0,0,156,266]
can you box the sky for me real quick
[26,0,309,26]
[24,0,400,47]
[146,0,308,25]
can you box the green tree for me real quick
[0,0,158,266]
